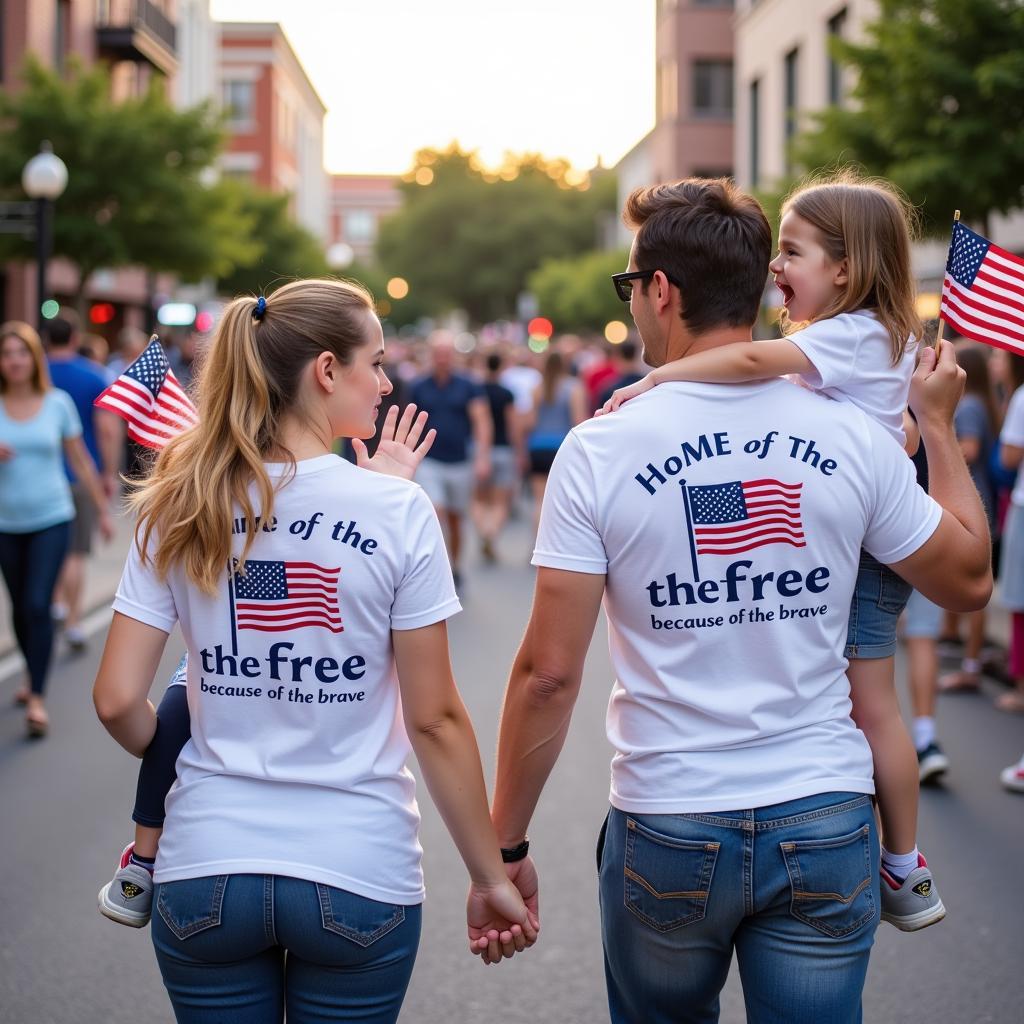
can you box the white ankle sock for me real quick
[913,716,936,751]
[881,846,919,881]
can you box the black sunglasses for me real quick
[611,269,682,302]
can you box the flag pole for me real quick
[934,209,961,350]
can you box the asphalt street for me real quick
[1,516,1022,1023]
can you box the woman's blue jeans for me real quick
[598,792,879,1024]
[151,874,422,1024]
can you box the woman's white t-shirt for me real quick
[113,454,461,904]
[1001,385,1024,507]
[788,310,916,445]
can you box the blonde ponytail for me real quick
[130,279,374,594]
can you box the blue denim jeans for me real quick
[598,792,879,1024]
[151,874,422,1024]
[844,551,912,659]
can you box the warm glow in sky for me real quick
[209,0,656,176]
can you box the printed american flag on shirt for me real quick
[94,337,198,449]
[940,221,1024,355]
[232,560,343,634]
[686,479,805,556]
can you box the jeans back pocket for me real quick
[623,817,719,932]
[781,825,875,937]
[316,884,406,947]
[156,875,228,940]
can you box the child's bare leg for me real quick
[133,824,163,860]
[848,656,918,853]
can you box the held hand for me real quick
[353,404,436,481]
[467,876,539,965]
[595,374,655,417]
[504,855,539,931]
[909,340,966,432]
[102,472,118,501]
[473,451,491,483]
[0,442,14,462]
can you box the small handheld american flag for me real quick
[940,220,1024,355]
[94,336,198,449]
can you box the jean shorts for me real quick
[844,552,912,659]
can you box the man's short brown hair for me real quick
[624,178,772,335]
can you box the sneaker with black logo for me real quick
[97,842,153,928]
[880,853,946,931]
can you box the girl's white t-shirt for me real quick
[1000,385,1024,507]
[112,454,461,904]
[787,310,916,445]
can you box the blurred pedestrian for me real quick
[0,321,112,736]
[92,281,535,1018]
[938,344,999,693]
[472,352,518,563]
[596,339,645,409]
[992,357,1024,713]
[46,310,122,652]
[524,350,586,531]
[410,333,492,589]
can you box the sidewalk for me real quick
[0,507,135,661]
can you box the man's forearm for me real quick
[491,649,578,848]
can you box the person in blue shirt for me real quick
[46,310,121,651]
[410,334,491,588]
[0,321,112,736]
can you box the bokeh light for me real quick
[454,332,477,354]
[528,337,549,354]
[40,300,60,320]
[387,277,410,300]
[527,316,553,339]
[414,167,434,186]
[604,320,629,344]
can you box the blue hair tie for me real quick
[252,296,267,321]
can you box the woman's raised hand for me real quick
[353,404,435,481]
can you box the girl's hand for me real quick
[353,404,436,481]
[596,374,656,416]
[467,876,539,965]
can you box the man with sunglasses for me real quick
[490,178,991,1022]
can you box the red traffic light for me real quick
[89,302,116,325]
[528,316,553,339]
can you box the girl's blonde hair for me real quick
[0,320,51,393]
[131,278,375,595]
[779,171,922,365]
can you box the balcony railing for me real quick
[96,1,177,75]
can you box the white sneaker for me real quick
[1000,761,1024,794]
[50,602,68,624]
[64,625,88,653]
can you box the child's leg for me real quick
[848,656,919,855]
[131,678,191,858]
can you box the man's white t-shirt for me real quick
[788,310,916,445]
[1001,385,1024,507]
[113,454,461,903]
[533,380,941,813]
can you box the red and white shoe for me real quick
[880,852,946,932]
[1000,760,1024,794]
[97,842,153,928]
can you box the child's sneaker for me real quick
[880,853,945,931]
[98,843,153,928]
[1000,760,1024,793]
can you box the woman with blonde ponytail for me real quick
[93,280,536,1022]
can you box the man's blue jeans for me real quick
[151,874,422,1023]
[598,792,879,1024]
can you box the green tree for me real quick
[214,182,328,298]
[0,57,249,303]
[376,145,617,322]
[793,0,1024,234]
[529,248,629,333]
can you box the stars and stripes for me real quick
[940,221,1024,355]
[686,478,805,556]
[232,560,343,634]
[94,337,198,449]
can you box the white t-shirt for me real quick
[501,365,543,413]
[533,380,941,813]
[113,454,461,903]
[788,310,915,445]
[1000,385,1024,507]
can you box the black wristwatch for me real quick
[500,838,530,863]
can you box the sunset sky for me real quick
[210,0,656,176]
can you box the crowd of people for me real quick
[0,171,1021,1023]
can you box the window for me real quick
[55,0,71,75]
[783,47,799,171]
[344,210,376,245]
[223,80,255,126]
[749,78,760,187]
[693,60,733,119]
[827,7,848,106]
[658,58,678,121]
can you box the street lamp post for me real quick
[22,142,68,331]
